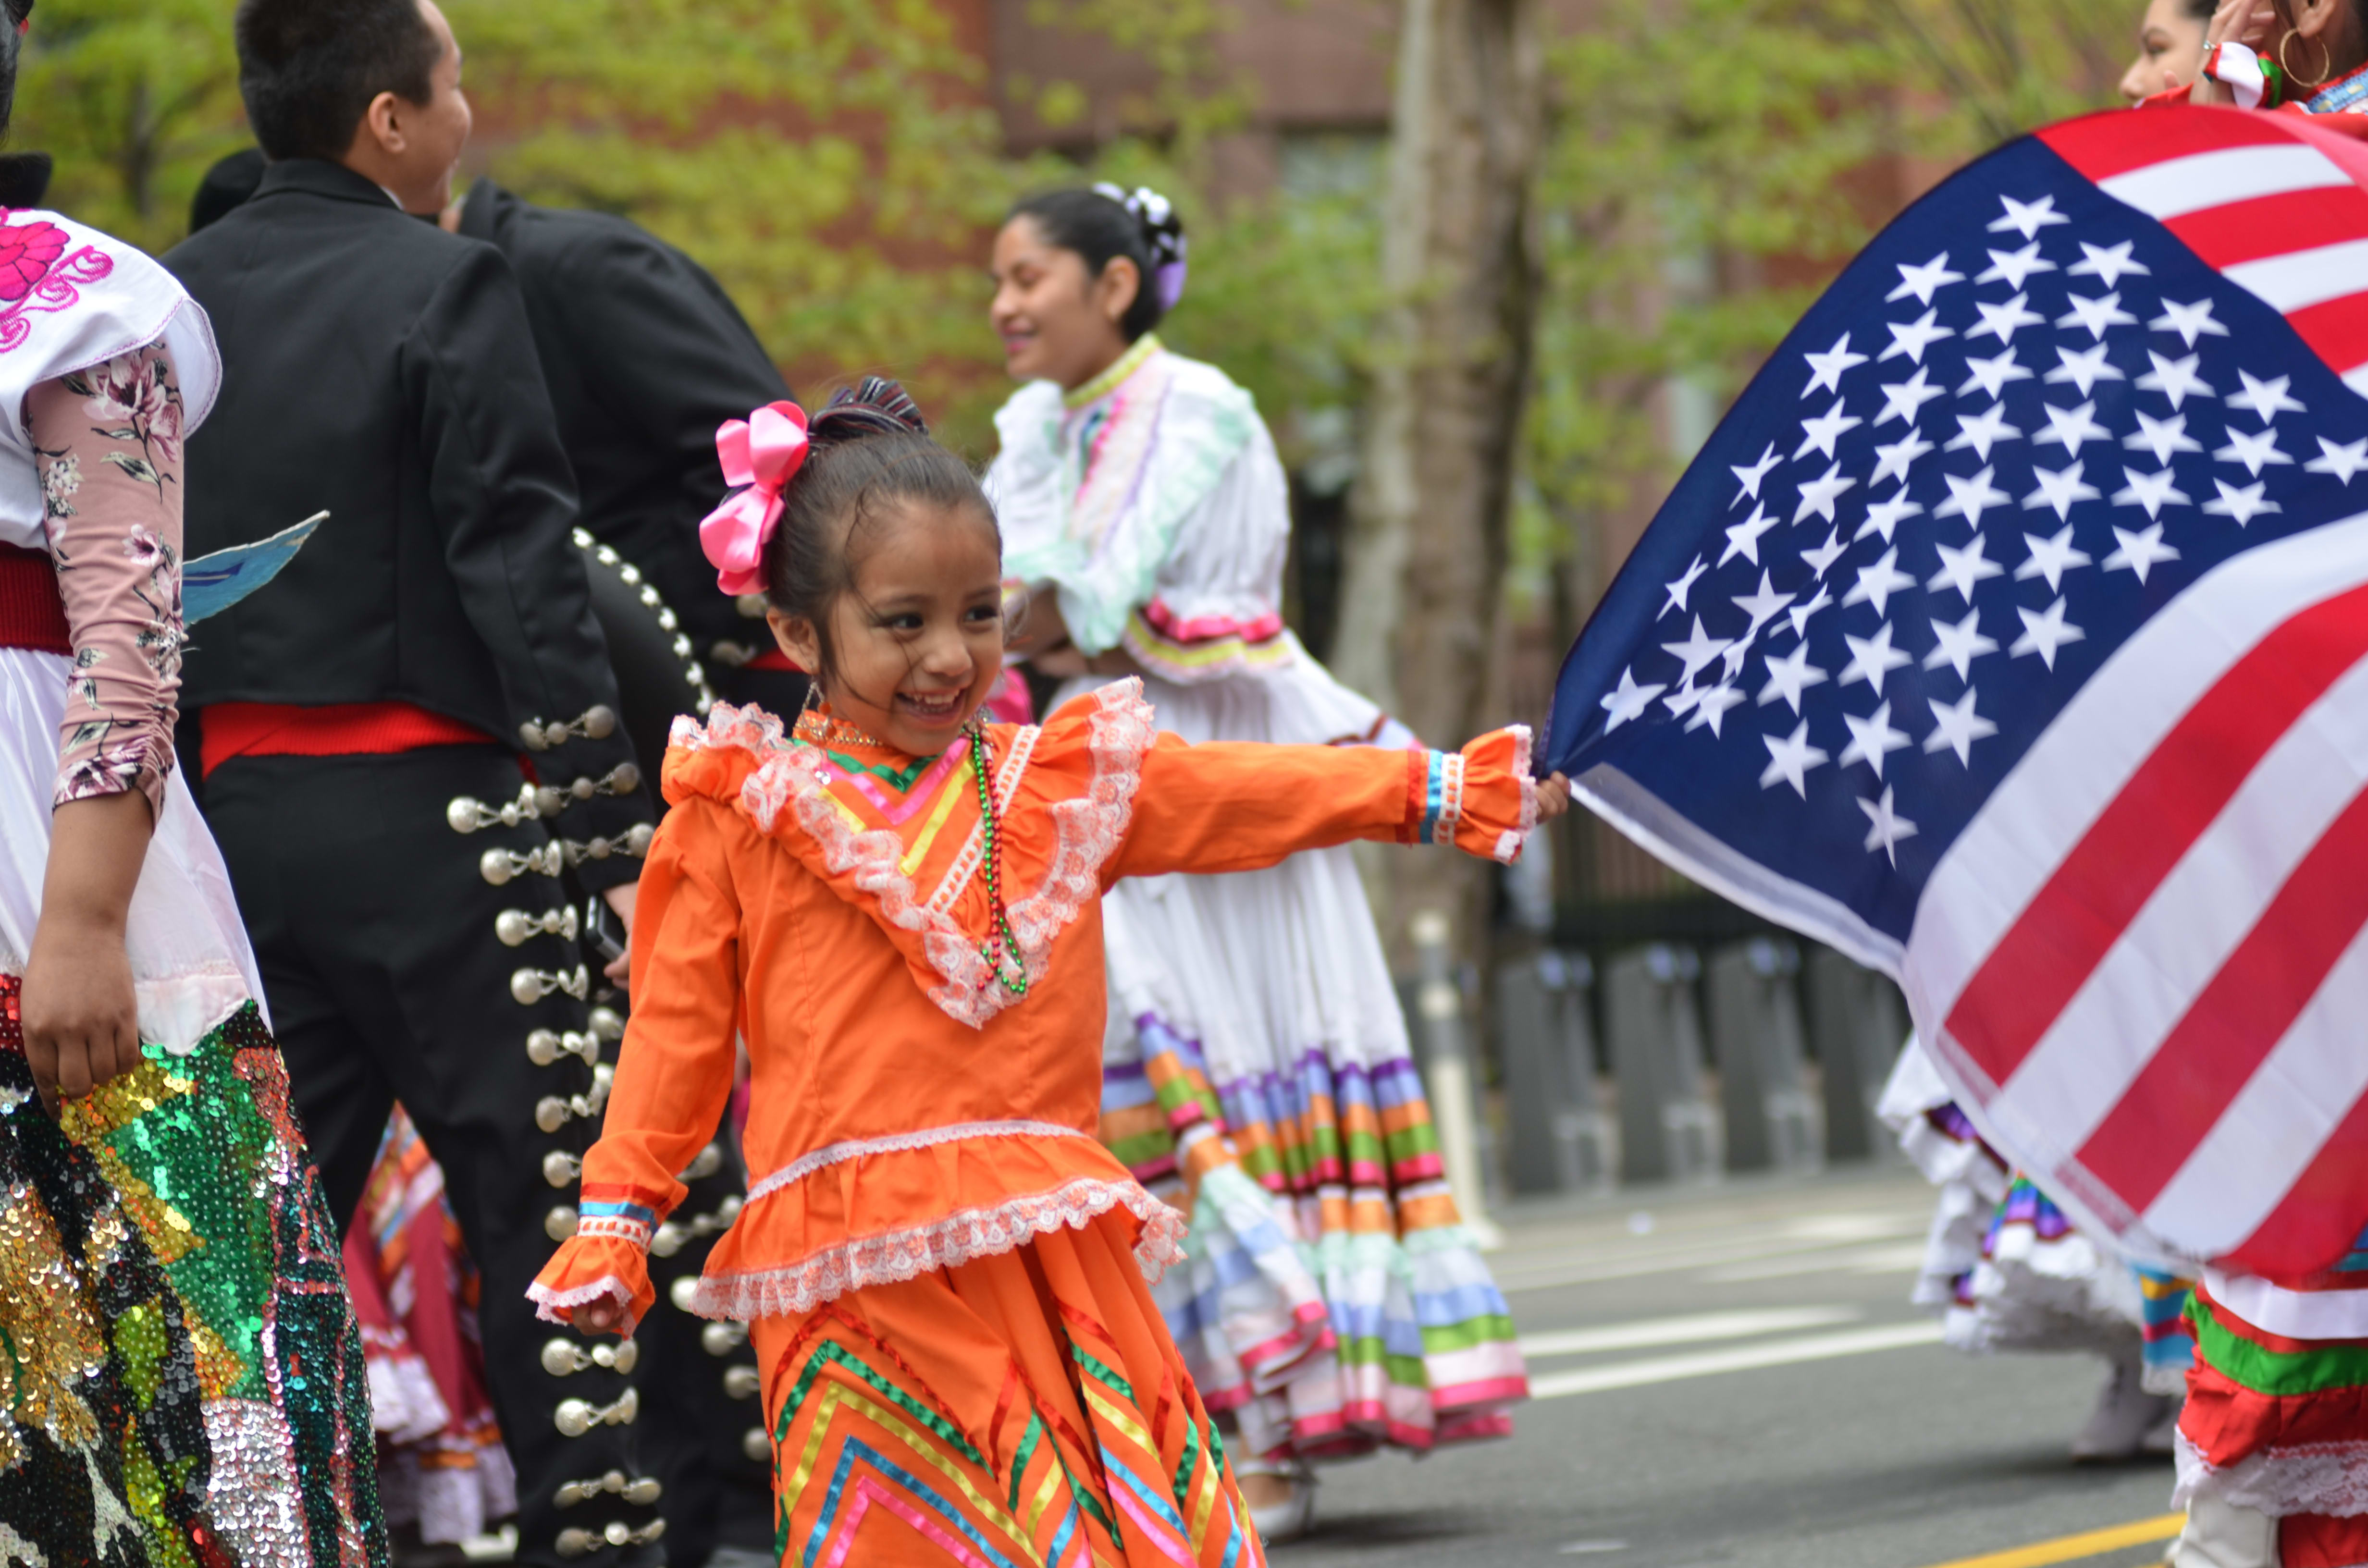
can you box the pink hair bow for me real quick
[700,400,809,597]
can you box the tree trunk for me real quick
[1333,0,1544,955]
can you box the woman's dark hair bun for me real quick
[811,376,928,444]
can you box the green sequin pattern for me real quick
[0,979,388,1568]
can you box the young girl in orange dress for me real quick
[529,378,1567,1567]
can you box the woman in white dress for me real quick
[0,5,386,1550]
[987,184,1528,1536]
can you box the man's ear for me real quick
[766,607,821,676]
[361,89,407,155]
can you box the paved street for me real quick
[1281,1166,2181,1568]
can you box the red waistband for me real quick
[201,700,495,778]
[0,542,68,656]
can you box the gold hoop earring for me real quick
[2282,27,2334,89]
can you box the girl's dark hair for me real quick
[1007,185,1188,343]
[761,377,998,693]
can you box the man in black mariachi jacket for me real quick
[166,2,663,1563]
[442,180,790,1568]
[448,178,809,723]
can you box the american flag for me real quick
[1542,106,2368,1278]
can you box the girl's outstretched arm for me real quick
[1108,723,1568,883]
[530,798,745,1335]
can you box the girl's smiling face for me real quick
[768,500,1007,756]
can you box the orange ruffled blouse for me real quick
[530,679,1538,1332]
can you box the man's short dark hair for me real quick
[234,0,442,163]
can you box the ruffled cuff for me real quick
[1402,725,1538,865]
[529,1237,656,1336]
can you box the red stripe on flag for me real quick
[2229,1083,2368,1277]
[2164,187,2368,270]
[2284,294,2368,380]
[2039,104,2302,184]
[2073,782,2368,1213]
[1943,584,2368,1090]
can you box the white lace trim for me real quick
[527,1274,639,1331]
[686,1175,1188,1320]
[745,1119,1088,1203]
[673,682,1156,1028]
[2175,1429,2368,1518]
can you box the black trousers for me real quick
[204,746,669,1568]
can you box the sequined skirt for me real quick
[0,978,388,1568]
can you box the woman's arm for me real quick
[22,792,151,1115]
[1107,724,1568,885]
[20,341,190,1114]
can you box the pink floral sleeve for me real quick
[30,339,187,813]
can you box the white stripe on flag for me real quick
[2140,920,2368,1255]
[1904,510,2368,1034]
[2346,364,2368,397]
[2098,144,2352,221]
[2223,237,2368,316]
[2201,1265,2368,1340]
[1985,650,2368,1174]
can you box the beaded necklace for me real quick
[794,710,944,791]
[965,715,1029,997]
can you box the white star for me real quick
[1795,398,1863,461]
[2126,410,2202,466]
[2104,522,2181,583]
[1843,547,1918,618]
[1661,614,1733,684]
[1683,680,1748,737]
[1947,403,2022,462]
[2215,426,2292,476]
[2035,398,2114,454]
[2137,350,2215,409]
[1872,430,1936,489]
[2204,476,2283,527]
[2015,524,2095,590]
[2055,291,2137,340]
[2150,297,2229,347]
[1924,687,1999,766]
[1923,607,1999,680]
[1802,334,1869,398]
[1888,252,1966,306]
[2069,239,2149,287]
[1792,461,1859,526]
[1759,719,1830,798]
[1879,308,1956,365]
[1758,641,1829,713]
[1929,534,2006,603]
[2046,343,2125,398]
[1969,292,2046,344]
[1800,527,1850,579]
[1602,665,1667,732]
[1839,622,1913,689]
[1664,684,1703,721]
[1731,570,1794,643]
[1722,501,1783,565]
[2023,460,2101,522]
[1990,193,2069,241]
[2010,596,2086,668]
[1936,464,2014,530]
[1858,785,1920,865]
[1787,580,1836,639]
[1859,487,1926,542]
[1976,242,2058,292]
[1839,700,1913,778]
[2227,371,2305,424]
[1660,552,1709,619]
[1958,347,2032,401]
[1875,367,1947,428]
[2309,435,2368,484]
[1731,442,1781,507]
[2113,465,2192,518]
